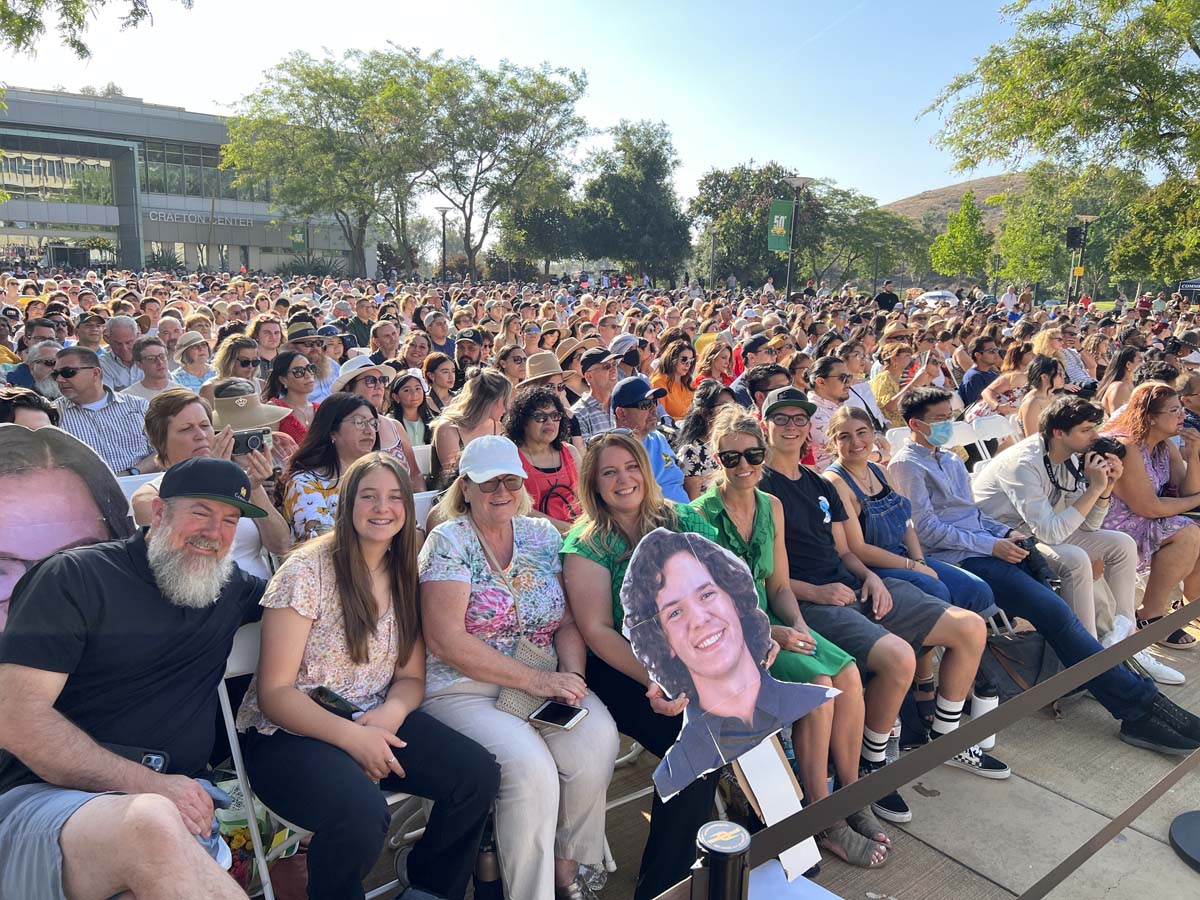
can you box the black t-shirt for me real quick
[759,464,858,588]
[0,529,265,793]
[874,291,900,312]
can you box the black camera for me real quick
[232,428,271,456]
[1088,436,1126,460]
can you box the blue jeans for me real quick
[959,555,1157,721]
[874,559,997,617]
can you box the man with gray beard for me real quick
[0,457,266,900]
[4,340,62,398]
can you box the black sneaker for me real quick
[1120,708,1200,755]
[943,743,1012,780]
[860,758,912,823]
[1148,694,1200,743]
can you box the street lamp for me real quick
[435,206,452,283]
[872,241,885,295]
[782,175,815,299]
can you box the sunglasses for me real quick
[30,358,57,367]
[507,355,528,365]
[475,474,524,493]
[288,364,318,378]
[768,412,811,427]
[717,447,767,468]
[823,373,853,383]
[50,365,98,379]
[235,357,263,369]
[530,411,563,424]
[294,339,325,349]
[585,426,634,447]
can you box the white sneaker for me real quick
[1132,649,1186,685]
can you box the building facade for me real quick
[0,87,372,274]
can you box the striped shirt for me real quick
[55,388,154,472]
[571,392,615,439]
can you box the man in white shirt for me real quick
[970,397,1181,681]
[123,336,179,401]
[808,355,851,471]
[1000,285,1019,312]
[97,316,142,391]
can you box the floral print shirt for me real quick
[283,470,340,541]
[236,540,399,736]
[418,515,566,694]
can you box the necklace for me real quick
[842,461,879,496]
[719,486,756,541]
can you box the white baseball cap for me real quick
[458,435,527,483]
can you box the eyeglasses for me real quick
[678,356,695,365]
[550,381,568,392]
[524,328,541,335]
[507,355,528,365]
[235,357,262,369]
[589,361,616,374]
[768,412,810,427]
[50,365,98,380]
[626,399,657,411]
[353,374,387,388]
[530,411,563,424]
[30,358,57,367]
[139,353,168,364]
[294,339,325,349]
[475,474,524,493]
[288,364,318,378]
[585,427,634,447]
[717,447,767,468]
[823,373,853,383]
[347,415,379,431]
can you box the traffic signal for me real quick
[1066,226,1085,249]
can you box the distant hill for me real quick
[881,173,1027,233]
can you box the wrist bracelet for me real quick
[905,557,913,570]
[1099,494,1112,501]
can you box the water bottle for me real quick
[971,683,999,751]
[885,717,902,764]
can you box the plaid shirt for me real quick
[572,392,615,439]
[55,388,154,472]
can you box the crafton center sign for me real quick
[146,211,255,228]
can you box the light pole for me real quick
[872,241,884,295]
[435,206,452,283]
[1072,214,1098,304]
[709,224,717,294]
[782,175,815,300]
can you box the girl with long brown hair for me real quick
[237,453,500,899]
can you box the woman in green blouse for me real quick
[562,431,729,900]
[692,406,891,868]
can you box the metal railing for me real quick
[657,600,1200,899]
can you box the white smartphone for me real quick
[528,700,589,730]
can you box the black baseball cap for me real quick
[76,311,105,326]
[611,375,666,410]
[762,386,816,418]
[742,334,772,354]
[456,328,483,345]
[159,457,266,518]
[580,348,617,373]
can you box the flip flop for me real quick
[819,822,890,868]
[847,807,892,847]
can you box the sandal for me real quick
[847,807,892,847]
[1139,617,1197,650]
[819,822,889,868]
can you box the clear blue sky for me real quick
[3,0,1016,205]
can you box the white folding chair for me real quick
[885,426,912,449]
[412,490,442,532]
[218,623,423,900]
[412,444,433,477]
[117,472,159,503]
[971,414,1019,447]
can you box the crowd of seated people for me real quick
[4,270,1200,898]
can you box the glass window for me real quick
[164,143,183,165]
[165,164,184,196]
[184,145,202,167]
[184,165,202,197]
[202,167,219,199]
[220,169,237,201]
[145,141,164,162]
[0,150,115,205]
[146,160,166,194]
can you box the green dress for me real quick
[692,486,854,683]
[561,502,716,634]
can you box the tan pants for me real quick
[422,683,619,900]
[1037,529,1138,639]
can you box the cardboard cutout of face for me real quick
[621,528,834,800]
[0,424,133,630]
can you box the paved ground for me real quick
[365,627,1200,899]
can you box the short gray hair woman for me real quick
[418,434,618,900]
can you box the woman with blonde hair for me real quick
[1103,382,1200,647]
[203,335,261,404]
[430,367,512,484]
[692,407,886,867]
[420,436,618,900]
[650,339,697,420]
[239,452,500,899]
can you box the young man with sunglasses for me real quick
[123,336,179,401]
[611,375,688,503]
[51,346,158,475]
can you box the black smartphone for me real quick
[528,700,588,730]
[309,686,363,720]
[232,427,271,456]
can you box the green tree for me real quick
[928,0,1200,177]
[495,162,578,275]
[2,0,191,57]
[423,58,587,274]
[929,190,994,281]
[223,49,427,277]
[1110,177,1200,283]
[578,120,692,281]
